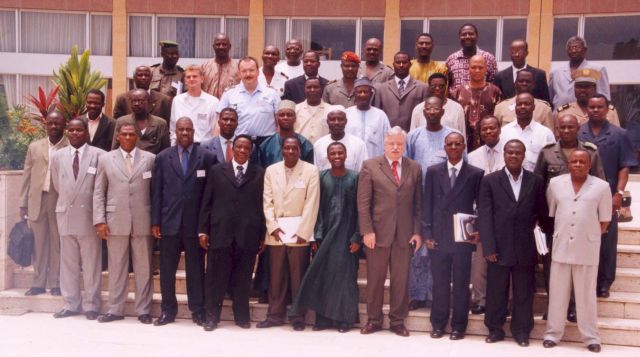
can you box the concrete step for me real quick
[618,244,640,268]
[619,228,640,245]
[1,288,638,347]
[610,268,640,293]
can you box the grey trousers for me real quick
[106,235,153,316]
[470,242,487,307]
[29,192,60,289]
[60,234,102,312]
[544,261,600,345]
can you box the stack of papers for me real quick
[534,226,549,255]
[453,213,477,243]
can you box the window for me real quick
[291,19,356,60]
[584,16,640,60]
[429,19,497,61]
[0,11,16,52]
[264,18,287,58]
[0,74,17,108]
[21,12,86,54]
[552,17,578,61]
[157,17,221,58]
[91,15,112,56]
[400,20,423,55]
[501,18,527,61]
[361,19,384,57]
[129,16,152,57]
[21,75,57,104]
[226,18,248,59]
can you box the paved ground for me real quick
[2,313,639,357]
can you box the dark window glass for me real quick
[552,17,578,61]
[400,20,423,55]
[501,18,527,62]
[361,20,384,58]
[584,16,640,60]
[428,19,497,61]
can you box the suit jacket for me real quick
[357,156,422,247]
[113,90,172,123]
[93,149,155,236]
[51,145,105,236]
[492,64,550,103]
[372,78,428,132]
[423,161,484,253]
[198,162,266,251]
[282,75,329,104]
[547,174,612,266]
[200,136,226,162]
[19,137,69,220]
[111,114,170,155]
[80,114,116,152]
[263,160,320,246]
[478,169,548,266]
[151,144,218,237]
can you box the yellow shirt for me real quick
[409,59,448,83]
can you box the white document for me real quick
[87,167,97,175]
[277,216,314,244]
[143,171,152,179]
[453,213,477,243]
[534,226,548,255]
[197,170,206,178]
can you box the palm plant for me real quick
[53,45,107,121]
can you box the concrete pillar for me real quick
[248,0,265,60]
[527,0,554,75]
[111,0,128,110]
[383,0,400,65]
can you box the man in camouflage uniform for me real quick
[150,41,185,98]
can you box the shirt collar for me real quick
[385,156,402,166]
[178,143,194,157]
[49,137,65,149]
[395,76,409,85]
[505,167,523,182]
[232,158,248,172]
[69,143,87,155]
[87,113,103,122]
[447,160,463,172]
[120,147,137,159]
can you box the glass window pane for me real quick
[292,19,356,60]
[501,18,527,62]
[157,17,195,58]
[265,18,287,59]
[0,11,16,52]
[21,75,57,104]
[195,18,221,59]
[612,84,640,157]
[428,19,497,61]
[226,18,248,59]
[552,17,578,61]
[585,16,640,60]
[91,15,112,56]
[0,74,17,107]
[21,12,86,54]
[129,16,152,57]
[361,19,384,58]
[400,20,423,55]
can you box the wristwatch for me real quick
[616,190,624,196]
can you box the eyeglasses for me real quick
[445,142,465,147]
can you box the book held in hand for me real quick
[453,213,477,243]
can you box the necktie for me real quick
[225,139,232,162]
[487,148,496,173]
[73,150,79,180]
[398,79,405,96]
[125,153,132,175]
[450,167,457,188]
[181,149,189,175]
[236,165,244,185]
[391,161,400,185]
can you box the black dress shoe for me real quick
[389,324,410,337]
[450,330,465,340]
[597,287,610,298]
[292,321,306,331]
[138,314,153,324]
[50,288,61,296]
[154,312,175,326]
[516,338,530,347]
[24,287,46,296]
[97,314,124,323]
[470,305,486,315]
[53,309,80,318]
[587,344,601,353]
[408,300,426,311]
[192,312,205,326]
[430,329,444,338]
[256,320,283,328]
[203,318,218,331]
[235,322,251,329]
[543,340,557,348]
[567,310,577,323]
[485,333,504,343]
[85,311,99,320]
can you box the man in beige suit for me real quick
[19,111,68,296]
[50,119,105,320]
[94,123,155,324]
[543,149,612,353]
[358,126,423,337]
[256,136,320,331]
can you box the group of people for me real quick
[18,23,638,353]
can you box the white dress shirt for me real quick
[232,158,248,177]
[313,133,368,172]
[170,91,219,146]
[505,167,523,201]
[512,63,527,83]
[468,142,504,174]
[447,160,463,176]
[500,120,555,172]
[258,66,288,97]
[385,156,402,180]
[275,61,304,80]
[87,113,102,141]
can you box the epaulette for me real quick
[538,99,551,107]
[150,63,161,67]
[543,142,556,149]
[327,80,338,85]
[608,104,616,111]
[583,142,598,151]
[176,65,184,72]
[557,104,570,112]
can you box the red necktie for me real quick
[225,140,232,162]
[391,161,400,185]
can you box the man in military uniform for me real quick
[322,51,360,108]
[534,113,605,322]
[150,41,184,98]
[555,68,620,127]
[494,69,553,130]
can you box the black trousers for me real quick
[430,249,472,332]
[484,263,535,339]
[598,214,618,289]
[159,231,204,316]
[204,244,257,324]
[252,249,270,294]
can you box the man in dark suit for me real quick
[479,139,549,347]
[424,132,484,340]
[282,51,329,104]
[358,126,422,337]
[493,39,549,103]
[113,66,173,123]
[151,117,218,326]
[201,107,238,163]
[81,89,115,153]
[198,134,265,331]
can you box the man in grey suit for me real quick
[372,51,429,132]
[358,126,423,337]
[94,123,155,324]
[19,111,68,296]
[543,149,612,353]
[201,107,238,163]
[50,119,105,320]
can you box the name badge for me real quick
[197,170,206,178]
[509,103,516,112]
[294,180,306,189]
[87,167,97,175]
[143,171,152,179]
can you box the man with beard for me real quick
[409,33,448,83]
